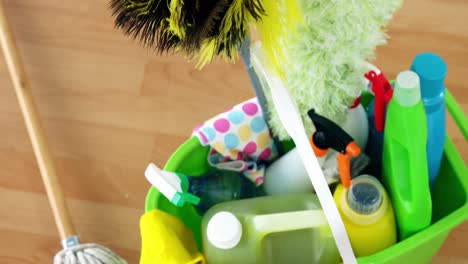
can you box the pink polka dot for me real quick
[258,148,272,160]
[214,118,230,133]
[242,103,258,116]
[243,142,258,155]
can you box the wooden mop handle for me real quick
[0,1,76,240]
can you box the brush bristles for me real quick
[110,0,178,53]
[109,0,265,66]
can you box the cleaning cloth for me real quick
[193,98,278,185]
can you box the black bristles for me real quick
[110,0,178,53]
[183,0,229,54]
[243,0,265,21]
[109,0,267,63]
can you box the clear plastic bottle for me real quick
[188,169,259,214]
[201,193,340,264]
[144,164,259,215]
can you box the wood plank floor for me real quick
[0,0,466,263]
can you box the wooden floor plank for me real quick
[0,0,466,263]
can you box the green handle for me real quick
[446,90,468,141]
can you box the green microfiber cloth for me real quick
[259,0,403,140]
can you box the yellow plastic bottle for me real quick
[333,175,397,257]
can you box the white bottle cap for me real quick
[207,211,242,249]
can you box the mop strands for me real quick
[54,238,126,264]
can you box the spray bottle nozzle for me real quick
[364,70,394,132]
[307,109,361,188]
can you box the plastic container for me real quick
[334,175,397,257]
[145,89,468,263]
[264,98,368,195]
[382,71,432,239]
[188,169,259,214]
[411,52,448,188]
[201,193,340,264]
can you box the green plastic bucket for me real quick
[145,90,468,263]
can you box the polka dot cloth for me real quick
[193,98,278,185]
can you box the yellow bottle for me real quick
[333,175,397,257]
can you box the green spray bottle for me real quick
[382,70,432,240]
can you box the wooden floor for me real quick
[0,0,466,263]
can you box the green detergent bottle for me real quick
[201,193,340,264]
[382,70,432,240]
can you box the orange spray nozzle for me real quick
[337,142,361,188]
[308,109,361,189]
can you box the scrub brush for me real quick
[256,0,403,140]
[109,0,265,67]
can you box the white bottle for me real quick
[264,96,369,195]
[343,96,369,151]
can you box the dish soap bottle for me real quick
[382,70,432,240]
[334,175,396,257]
[201,193,340,264]
[411,52,448,188]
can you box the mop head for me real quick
[109,0,265,67]
[54,243,126,264]
[257,0,403,140]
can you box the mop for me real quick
[0,1,126,263]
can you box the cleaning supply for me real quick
[0,3,126,263]
[364,66,394,177]
[140,209,205,264]
[263,147,370,195]
[201,193,340,264]
[308,109,361,188]
[263,109,363,193]
[343,96,369,151]
[192,97,278,185]
[334,175,397,257]
[256,0,403,140]
[110,0,265,67]
[411,52,448,188]
[145,163,259,214]
[264,99,368,195]
[382,70,432,240]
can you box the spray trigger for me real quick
[364,69,393,132]
[308,110,361,188]
[144,163,200,207]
